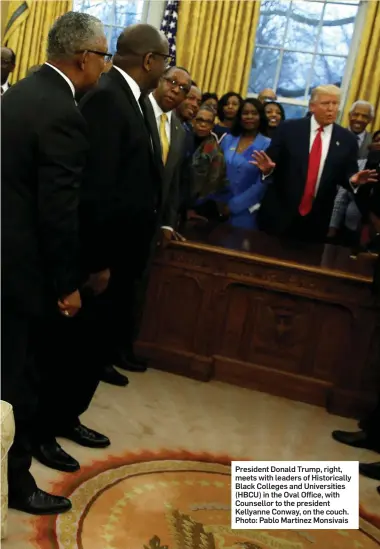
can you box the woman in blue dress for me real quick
[220,98,271,230]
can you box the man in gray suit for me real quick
[328,100,375,245]
[145,65,191,242]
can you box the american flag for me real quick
[160,0,179,65]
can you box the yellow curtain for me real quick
[176,0,260,97]
[341,0,380,132]
[4,0,72,83]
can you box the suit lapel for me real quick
[299,118,311,188]
[165,115,181,172]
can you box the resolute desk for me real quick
[136,224,380,419]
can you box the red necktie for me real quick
[299,126,324,216]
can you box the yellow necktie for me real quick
[159,112,169,165]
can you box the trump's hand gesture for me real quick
[250,150,276,176]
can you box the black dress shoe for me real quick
[9,488,72,515]
[332,430,380,452]
[33,440,80,473]
[359,462,380,482]
[114,351,147,372]
[58,424,110,449]
[101,364,129,386]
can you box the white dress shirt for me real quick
[149,92,172,145]
[309,115,333,196]
[1,79,10,94]
[45,63,75,98]
[113,65,142,115]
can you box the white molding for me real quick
[146,0,166,29]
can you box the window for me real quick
[74,0,148,53]
[248,0,363,118]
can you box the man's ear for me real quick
[143,52,153,72]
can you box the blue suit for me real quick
[220,133,271,229]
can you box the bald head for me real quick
[258,88,277,103]
[1,47,16,85]
[113,24,169,93]
[116,24,167,59]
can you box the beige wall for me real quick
[1,1,10,41]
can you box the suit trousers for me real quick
[1,301,38,499]
[101,212,157,360]
[32,293,105,443]
[360,398,380,443]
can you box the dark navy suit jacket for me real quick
[258,117,358,239]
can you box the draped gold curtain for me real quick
[176,0,260,97]
[4,0,72,83]
[341,0,380,131]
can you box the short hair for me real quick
[202,92,218,104]
[47,11,104,61]
[1,47,16,64]
[197,104,216,119]
[310,85,341,102]
[217,91,243,122]
[116,24,165,57]
[263,101,286,121]
[231,98,268,137]
[164,65,190,77]
[349,100,375,119]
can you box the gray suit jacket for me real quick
[145,97,186,228]
[358,130,372,159]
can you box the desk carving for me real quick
[137,226,379,418]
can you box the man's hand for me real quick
[351,169,378,186]
[160,228,186,249]
[58,289,81,317]
[84,268,111,296]
[250,150,276,175]
[186,209,208,223]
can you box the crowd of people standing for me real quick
[1,9,380,517]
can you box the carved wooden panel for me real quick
[145,270,207,353]
[215,282,352,380]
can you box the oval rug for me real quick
[35,451,380,549]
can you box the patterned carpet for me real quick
[31,451,380,549]
[3,370,380,548]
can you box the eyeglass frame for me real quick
[151,51,172,67]
[76,49,113,63]
[162,75,190,95]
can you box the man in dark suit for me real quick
[146,65,191,239]
[253,85,377,242]
[1,12,108,514]
[79,24,169,386]
[1,46,16,94]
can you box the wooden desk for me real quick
[136,224,380,418]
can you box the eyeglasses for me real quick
[162,76,190,95]
[76,50,113,63]
[152,52,172,67]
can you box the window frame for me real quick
[247,0,368,119]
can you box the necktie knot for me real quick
[317,126,324,134]
[161,113,167,123]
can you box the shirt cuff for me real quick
[161,226,174,232]
[349,178,359,193]
[248,203,261,214]
[262,169,274,181]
